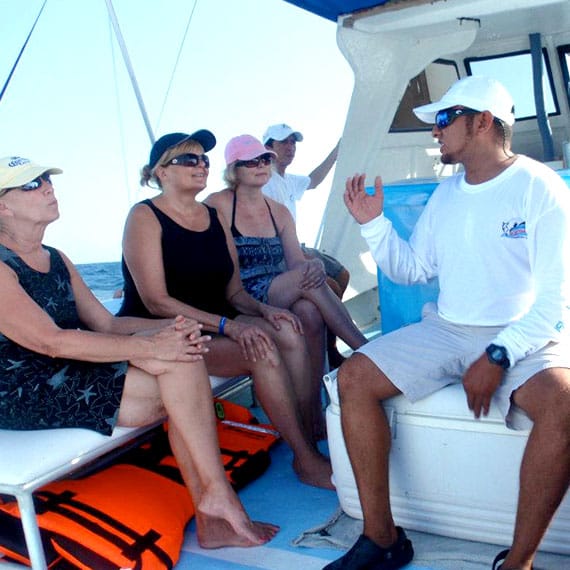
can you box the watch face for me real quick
[486,344,509,369]
[491,348,503,360]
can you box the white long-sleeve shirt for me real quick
[361,155,570,365]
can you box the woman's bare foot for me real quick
[196,514,278,549]
[196,482,279,548]
[293,452,334,490]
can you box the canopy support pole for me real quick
[105,0,155,144]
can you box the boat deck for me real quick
[176,430,570,569]
[173,371,570,570]
[182,317,568,570]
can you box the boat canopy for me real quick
[284,1,391,22]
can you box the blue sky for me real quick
[0,0,353,263]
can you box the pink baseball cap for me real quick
[225,135,277,165]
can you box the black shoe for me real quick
[493,550,510,570]
[323,528,414,569]
[492,549,533,570]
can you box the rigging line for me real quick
[154,0,199,132]
[0,0,47,103]
[105,0,155,144]
[107,14,132,208]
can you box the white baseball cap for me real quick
[262,124,303,145]
[0,156,62,191]
[413,76,515,126]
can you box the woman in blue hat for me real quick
[119,131,333,490]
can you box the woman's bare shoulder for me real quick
[129,198,154,214]
[125,200,159,226]
[204,188,233,207]
[266,197,295,225]
[0,257,17,282]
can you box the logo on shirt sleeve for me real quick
[501,218,527,239]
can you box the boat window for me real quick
[390,60,459,132]
[557,45,570,108]
[465,50,559,121]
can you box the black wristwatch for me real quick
[485,344,510,370]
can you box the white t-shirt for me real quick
[262,171,310,222]
[361,155,570,365]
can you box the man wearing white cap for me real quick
[325,76,570,570]
[263,124,348,367]
[262,123,339,222]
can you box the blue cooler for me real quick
[371,179,440,334]
[556,167,570,188]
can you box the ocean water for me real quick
[76,261,123,301]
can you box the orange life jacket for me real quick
[0,399,279,569]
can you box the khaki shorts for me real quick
[357,307,570,430]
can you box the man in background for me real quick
[262,123,348,367]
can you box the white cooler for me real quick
[324,370,570,554]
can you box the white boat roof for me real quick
[283,0,570,310]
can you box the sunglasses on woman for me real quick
[166,153,210,168]
[434,107,480,129]
[235,154,273,168]
[0,173,52,197]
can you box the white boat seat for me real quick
[0,373,252,570]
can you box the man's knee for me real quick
[514,367,570,428]
[338,353,377,397]
[326,277,342,298]
[334,267,350,294]
[338,353,401,403]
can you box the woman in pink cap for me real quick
[206,135,367,439]
[120,132,333,489]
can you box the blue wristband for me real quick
[218,316,227,336]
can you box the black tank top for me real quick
[118,200,238,319]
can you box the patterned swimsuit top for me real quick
[230,191,286,302]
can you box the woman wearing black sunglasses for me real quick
[0,155,278,549]
[205,135,367,441]
[119,131,333,490]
